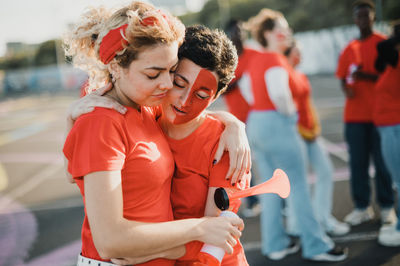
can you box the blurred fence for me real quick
[0,64,87,96]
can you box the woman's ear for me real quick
[108,61,121,80]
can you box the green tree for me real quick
[33,40,58,66]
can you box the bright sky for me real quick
[0,0,205,56]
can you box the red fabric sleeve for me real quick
[63,112,127,178]
[209,151,249,190]
[336,46,350,79]
[208,151,232,188]
[178,241,203,261]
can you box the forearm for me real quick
[86,172,242,260]
[207,110,244,128]
[85,171,206,259]
[111,245,186,265]
[355,71,378,82]
[96,216,207,259]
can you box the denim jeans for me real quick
[345,123,394,209]
[287,138,337,233]
[378,125,400,230]
[247,110,333,258]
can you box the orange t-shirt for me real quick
[247,51,300,112]
[336,33,386,123]
[373,53,400,126]
[63,106,175,265]
[224,48,259,122]
[167,115,248,266]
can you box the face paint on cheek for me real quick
[173,69,218,124]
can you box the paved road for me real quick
[0,75,399,266]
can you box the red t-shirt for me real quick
[63,106,175,265]
[167,115,248,266]
[373,53,400,126]
[293,71,314,129]
[247,51,300,111]
[336,33,386,122]
[224,48,259,122]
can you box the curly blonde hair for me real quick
[64,1,185,92]
[244,8,284,48]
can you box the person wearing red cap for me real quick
[335,0,395,227]
[63,2,245,266]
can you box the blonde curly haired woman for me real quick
[63,2,245,265]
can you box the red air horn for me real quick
[194,169,291,266]
[214,168,290,211]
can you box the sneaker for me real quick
[241,203,261,218]
[309,246,348,262]
[344,207,374,226]
[378,225,400,247]
[380,208,397,225]
[326,217,351,236]
[266,240,300,260]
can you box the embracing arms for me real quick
[84,170,243,260]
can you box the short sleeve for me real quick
[208,151,248,190]
[265,66,296,115]
[63,113,127,178]
[209,152,232,188]
[336,46,350,79]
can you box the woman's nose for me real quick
[180,90,191,107]
[160,73,174,91]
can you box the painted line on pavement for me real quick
[0,164,62,211]
[0,152,63,165]
[0,112,58,147]
[320,137,349,162]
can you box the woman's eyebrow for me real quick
[175,73,189,83]
[145,66,167,70]
[146,61,179,71]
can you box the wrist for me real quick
[191,217,208,242]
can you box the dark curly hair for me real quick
[178,25,238,97]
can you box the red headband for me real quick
[99,24,129,64]
[140,9,169,26]
[98,10,170,64]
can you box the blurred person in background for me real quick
[284,41,350,237]
[244,8,347,262]
[373,20,400,247]
[224,19,260,218]
[335,0,396,227]
[63,2,247,265]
